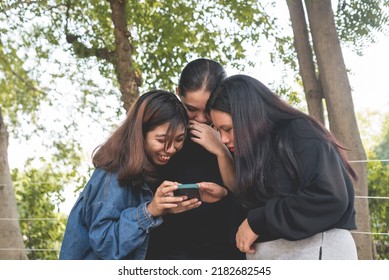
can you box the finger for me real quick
[189,123,202,130]
[163,196,184,204]
[188,201,201,209]
[242,243,251,253]
[189,120,201,126]
[236,240,248,253]
[236,241,245,253]
[189,122,209,133]
[160,184,179,196]
[248,245,256,254]
[198,184,213,192]
[197,182,213,188]
[190,136,202,144]
[164,191,174,197]
[160,180,177,187]
[167,200,201,214]
[177,197,199,207]
[174,195,188,201]
[179,200,201,210]
[190,129,203,138]
[161,203,179,209]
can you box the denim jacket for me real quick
[59,168,163,259]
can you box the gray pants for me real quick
[246,228,358,260]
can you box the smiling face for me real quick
[210,110,235,153]
[179,89,211,124]
[145,122,186,165]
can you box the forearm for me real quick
[216,146,235,191]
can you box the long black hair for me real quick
[208,75,357,207]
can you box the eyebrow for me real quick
[218,125,232,130]
[184,103,199,110]
[155,132,185,137]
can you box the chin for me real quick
[154,159,169,166]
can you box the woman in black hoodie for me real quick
[208,74,358,260]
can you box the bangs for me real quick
[164,117,187,150]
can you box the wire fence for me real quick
[2,204,388,253]
[349,159,389,163]
[1,158,388,253]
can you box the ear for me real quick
[175,86,179,95]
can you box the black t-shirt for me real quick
[146,138,245,259]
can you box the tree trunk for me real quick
[0,109,28,259]
[109,0,140,112]
[304,0,374,259]
[286,0,325,124]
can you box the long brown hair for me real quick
[92,90,188,186]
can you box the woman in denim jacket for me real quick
[60,90,196,259]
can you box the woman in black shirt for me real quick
[146,59,244,259]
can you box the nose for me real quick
[220,133,230,145]
[165,143,177,154]
[195,112,209,124]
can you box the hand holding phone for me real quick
[173,183,201,200]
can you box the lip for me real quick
[228,147,234,153]
[159,154,171,163]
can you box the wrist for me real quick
[222,187,228,198]
[215,145,231,158]
[147,202,160,217]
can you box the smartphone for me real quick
[173,183,201,200]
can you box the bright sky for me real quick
[344,34,389,113]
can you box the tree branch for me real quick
[65,33,116,64]
[64,0,115,64]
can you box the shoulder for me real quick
[280,118,322,142]
[84,168,129,200]
[281,118,316,135]
[279,118,332,154]
[88,168,115,187]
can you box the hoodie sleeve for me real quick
[247,138,353,241]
